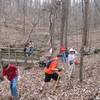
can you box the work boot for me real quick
[13,95,21,100]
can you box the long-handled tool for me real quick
[53,67,64,93]
[53,75,60,93]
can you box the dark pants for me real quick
[44,73,59,82]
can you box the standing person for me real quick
[40,56,62,91]
[65,49,69,60]
[2,64,20,100]
[24,41,35,56]
[68,48,79,79]
[28,41,35,56]
[60,45,66,63]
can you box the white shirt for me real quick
[68,54,76,61]
[68,54,76,66]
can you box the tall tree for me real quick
[79,0,89,82]
[60,0,66,47]
[82,0,89,46]
[49,0,57,55]
[23,0,27,34]
[48,0,60,55]
[0,0,2,15]
[65,0,70,49]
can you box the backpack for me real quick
[46,60,53,68]
[69,60,74,65]
[38,61,46,67]
[65,51,69,58]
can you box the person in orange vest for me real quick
[40,56,61,91]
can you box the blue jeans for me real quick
[10,77,18,97]
[61,53,66,63]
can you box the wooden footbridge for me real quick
[0,47,40,64]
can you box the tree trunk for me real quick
[83,0,89,46]
[60,0,66,47]
[23,0,26,35]
[79,0,89,82]
[0,0,2,15]
[49,0,58,55]
[17,0,20,11]
[65,0,69,49]
[49,8,55,56]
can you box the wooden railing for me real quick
[0,47,40,64]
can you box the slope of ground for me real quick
[0,25,100,100]
[0,53,100,100]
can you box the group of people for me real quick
[1,45,79,100]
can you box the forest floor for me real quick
[0,26,100,100]
[0,53,100,100]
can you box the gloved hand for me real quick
[58,67,64,72]
[18,75,21,81]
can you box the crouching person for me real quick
[2,64,20,100]
[40,56,61,91]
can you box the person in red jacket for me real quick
[2,64,20,99]
[60,45,67,63]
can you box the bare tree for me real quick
[0,0,2,15]
[23,0,26,34]
[65,0,70,48]
[79,0,90,82]
[60,0,66,47]
[49,0,58,55]
[83,0,89,46]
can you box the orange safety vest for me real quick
[44,60,58,74]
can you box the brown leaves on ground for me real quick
[0,54,100,100]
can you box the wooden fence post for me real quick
[15,51,17,65]
[8,45,11,63]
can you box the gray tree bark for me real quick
[60,0,66,47]
[65,0,70,49]
[79,0,89,82]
